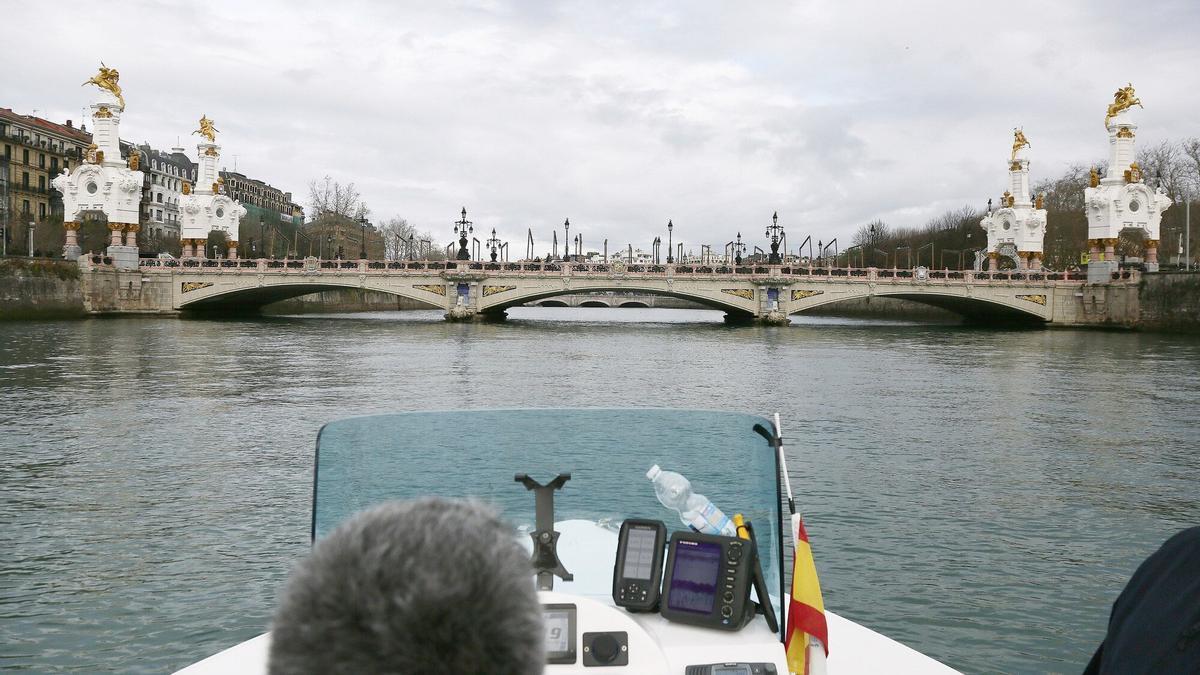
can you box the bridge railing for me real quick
[126,257,1135,283]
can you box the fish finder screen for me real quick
[621,525,660,580]
[667,540,722,614]
[543,609,570,653]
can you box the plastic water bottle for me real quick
[646,465,737,536]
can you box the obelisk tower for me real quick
[177,116,245,258]
[979,129,1047,271]
[1084,84,1172,280]
[51,64,144,268]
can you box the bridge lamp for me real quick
[454,208,473,260]
[765,211,785,264]
[358,215,368,259]
[667,220,674,264]
[487,228,502,263]
[563,218,570,262]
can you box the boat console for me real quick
[174,410,961,675]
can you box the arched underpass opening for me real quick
[793,293,1045,326]
[181,284,441,315]
[503,288,754,323]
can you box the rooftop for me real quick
[0,107,92,144]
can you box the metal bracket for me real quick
[515,472,573,590]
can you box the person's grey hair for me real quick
[268,497,544,675]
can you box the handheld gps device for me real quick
[659,531,757,630]
[612,518,667,611]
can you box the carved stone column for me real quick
[124,223,139,248]
[108,222,125,247]
[1089,238,1102,262]
[226,240,239,260]
[1017,252,1029,270]
[63,221,80,259]
[1030,252,1043,271]
[1104,238,1118,263]
[987,251,998,272]
[1144,239,1158,265]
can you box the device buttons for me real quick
[720,605,733,618]
[727,543,743,562]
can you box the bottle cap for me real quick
[646,464,661,481]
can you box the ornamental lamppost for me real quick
[487,228,502,262]
[765,211,784,264]
[563,218,571,262]
[454,207,473,260]
[666,219,674,264]
[734,231,745,265]
[358,214,368,259]
[258,215,265,258]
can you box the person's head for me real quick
[268,497,544,675]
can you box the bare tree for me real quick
[1137,140,1188,198]
[308,175,369,222]
[851,219,889,248]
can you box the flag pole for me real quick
[774,412,795,516]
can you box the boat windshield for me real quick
[312,408,784,622]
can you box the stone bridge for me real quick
[104,257,1141,326]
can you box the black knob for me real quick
[728,544,743,561]
[590,633,620,664]
[723,591,734,603]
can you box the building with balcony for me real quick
[220,170,305,228]
[131,143,195,242]
[0,108,91,232]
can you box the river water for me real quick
[2,308,1198,673]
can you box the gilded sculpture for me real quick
[194,115,219,142]
[1011,128,1030,162]
[1105,83,1142,128]
[1089,167,1100,187]
[128,151,139,171]
[83,63,125,111]
[1125,162,1143,184]
[182,181,191,195]
[85,143,99,164]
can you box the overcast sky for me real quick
[7,0,1198,253]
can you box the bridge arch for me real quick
[176,277,443,312]
[786,286,1050,322]
[480,282,756,319]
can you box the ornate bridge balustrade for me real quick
[117,257,1135,325]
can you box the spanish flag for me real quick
[786,513,829,675]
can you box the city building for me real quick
[220,170,304,228]
[131,143,194,241]
[0,107,91,231]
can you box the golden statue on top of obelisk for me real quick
[1105,83,1142,128]
[82,62,125,111]
[194,115,219,142]
[1011,128,1030,162]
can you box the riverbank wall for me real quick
[0,258,86,319]
[1138,272,1200,333]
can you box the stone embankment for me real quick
[1138,272,1200,333]
[0,258,86,319]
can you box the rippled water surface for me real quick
[2,307,1198,673]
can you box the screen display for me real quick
[621,525,660,581]
[713,668,750,675]
[543,609,570,654]
[667,540,722,614]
